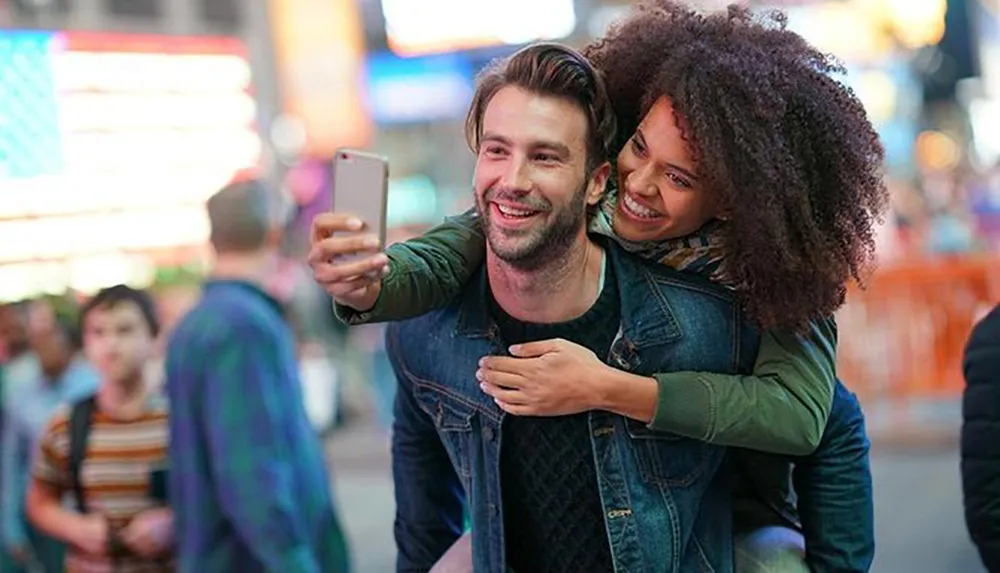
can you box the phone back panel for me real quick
[331,149,389,247]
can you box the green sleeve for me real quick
[335,209,486,325]
[647,316,837,455]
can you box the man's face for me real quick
[83,302,155,385]
[474,86,605,269]
[31,329,72,379]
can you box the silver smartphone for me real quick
[331,148,390,262]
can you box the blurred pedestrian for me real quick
[961,304,1000,572]
[24,286,171,572]
[0,303,40,399]
[166,179,350,573]
[3,319,97,572]
[0,302,41,572]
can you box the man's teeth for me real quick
[497,205,535,217]
[623,194,660,218]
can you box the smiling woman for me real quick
[611,97,724,242]
[586,2,888,330]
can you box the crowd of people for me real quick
[1,1,998,572]
[883,164,1000,258]
[1,180,351,573]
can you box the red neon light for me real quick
[62,31,247,57]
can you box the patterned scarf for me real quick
[591,189,733,288]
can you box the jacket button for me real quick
[484,427,495,441]
[488,503,499,516]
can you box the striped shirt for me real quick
[32,399,172,573]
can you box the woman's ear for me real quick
[715,196,733,221]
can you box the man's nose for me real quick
[104,341,123,357]
[501,156,532,193]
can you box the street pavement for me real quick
[327,422,986,573]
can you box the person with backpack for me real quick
[25,285,173,572]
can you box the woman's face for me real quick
[613,96,723,242]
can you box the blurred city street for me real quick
[327,417,988,573]
[1,0,999,571]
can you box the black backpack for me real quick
[67,396,133,567]
[68,395,97,514]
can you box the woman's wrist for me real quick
[594,365,658,423]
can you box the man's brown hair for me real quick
[206,179,276,254]
[465,42,617,173]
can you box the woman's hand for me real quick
[477,339,611,416]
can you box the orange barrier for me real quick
[836,256,1000,406]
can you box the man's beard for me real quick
[478,182,589,271]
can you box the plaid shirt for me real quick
[165,280,349,573]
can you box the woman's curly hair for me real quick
[584,1,889,331]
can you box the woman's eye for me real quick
[668,172,692,189]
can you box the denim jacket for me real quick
[386,243,759,573]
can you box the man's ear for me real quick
[586,162,611,206]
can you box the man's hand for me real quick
[307,212,390,311]
[120,507,173,558]
[70,514,109,556]
[477,338,612,416]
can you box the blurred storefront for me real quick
[0,0,276,306]
[0,29,260,302]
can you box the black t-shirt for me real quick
[489,259,621,573]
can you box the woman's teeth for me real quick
[623,194,661,219]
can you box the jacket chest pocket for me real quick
[413,382,477,480]
[625,420,719,487]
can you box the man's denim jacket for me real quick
[386,243,760,573]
